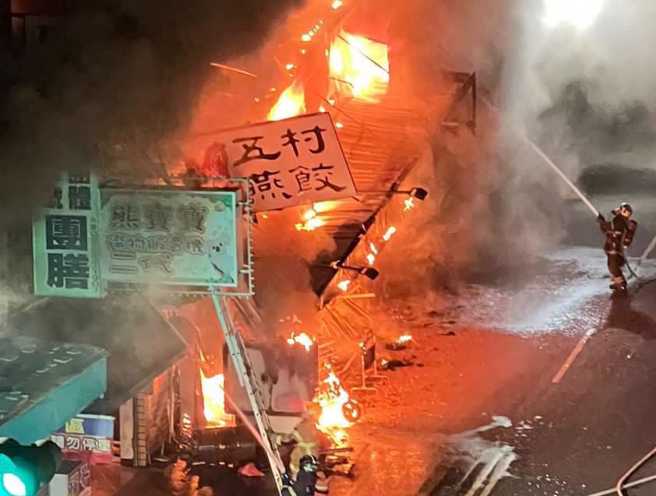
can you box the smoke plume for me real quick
[252,208,336,332]
[379,0,656,292]
[0,0,305,229]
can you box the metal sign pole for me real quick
[210,291,287,495]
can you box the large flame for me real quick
[329,30,390,103]
[268,81,306,121]
[314,367,352,444]
[200,371,236,428]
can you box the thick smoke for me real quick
[252,208,336,333]
[379,0,656,293]
[505,0,656,173]
[0,0,305,229]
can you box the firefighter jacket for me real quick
[599,213,637,256]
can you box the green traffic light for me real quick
[2,473,27,496]
[0,454,26,496]
[0,442,61,496]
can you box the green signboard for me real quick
[32,173,104,298]
[99,189,239,288]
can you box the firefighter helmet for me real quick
[619,202,633,214]
[299,455,318,473]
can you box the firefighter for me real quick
[597,202,637,292]
[276,405,329,493]
[288,411,321,479]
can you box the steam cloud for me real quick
[0,0,305,229]
[378,0,656,291]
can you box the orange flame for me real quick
[329,30,390,103]
[296,207,328,231]
[268,81,306,121]
[337,279,351,292]
[303,208,318,221]
[366,253,376,265]
[383,226,397,241]
[295,208,325,231]
[314,368,352,444]
[331,0,343,9]
[200,372,236,428]
[287,331,314,351]
[313,201,339,213]
[404,197,415,211]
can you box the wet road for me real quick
[423,246,656,496]
[110,245,656,496]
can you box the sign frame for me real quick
[33,176,255,299]
[187,112,358,212]
[99,178,255,298]
[32,173,104,298]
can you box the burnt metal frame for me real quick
[441,71,477,135]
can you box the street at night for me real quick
[2,1,656,495]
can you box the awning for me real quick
[8,296,187,415]
[0,336,107,444]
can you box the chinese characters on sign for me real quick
[99,190,238,287]
[201,113,356,211]
[51,414,115,464]
[32,173,103,298]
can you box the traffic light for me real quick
[0,440,61,496]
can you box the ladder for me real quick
[210,292,287,495]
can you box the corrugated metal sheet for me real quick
[313,89,458,241]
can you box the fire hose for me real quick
[480,96,648,283]
[583,444,656,496]
[523,134,645,283]
[479,96,656,496]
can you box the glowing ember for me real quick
[397,334,413,344]
[331,0,344,9]
[335,122,344,129]
[337,279,351,292]
[200,371,236,428]
[404,197,415,211]
[303,208,317,221]
[366,253,376,265]
[296,217,325,231]
[319,105,326,112]
[383,226,397,241]
[301,33,312,42]
[268,81,306,121]
[287,332,314,351]
[296,208,325,231]
[369,242,379,255]
[313,200,339,213]
[285,63,295,71]
[329,30,390,102]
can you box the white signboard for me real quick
[99,189,239,287]
[195,113,357,212]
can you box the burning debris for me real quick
[287,331,315,352]
[385,334,413,351]
[314,365,359,446]
[329,30,390,103]
[268,80,307,121]
[199,371,236,429]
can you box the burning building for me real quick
[0,0,483,494]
